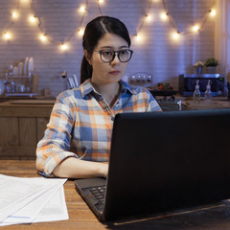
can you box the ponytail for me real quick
[80,56,92,84]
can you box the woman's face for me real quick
[86,33,130,86]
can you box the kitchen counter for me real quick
[0,100,55,160]
[0,97,230,159]
[179,96,230,110]
[155,95,230,111]
[0,99,55,117]
[1,98,182,158]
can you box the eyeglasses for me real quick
[94,49,133,63]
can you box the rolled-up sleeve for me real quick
[144,89,162,112]
[36,92,78,177]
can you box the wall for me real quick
[0,0,216,97]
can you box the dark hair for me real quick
[80,16,131,83]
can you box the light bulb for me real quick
[133,33,145,44]
[160,12,168,21]
[40,34,47,42]
[210,9,216,17]
[135,34,141,41]
[145,14,153,22]
[172,32,180,40]
[98,0,104,3]
[79,5,86,13]
[12,11,19,20]
[60,43,69,51]
[29,15,37,24]
[192,25,200,32]
[77,28,85,36]
[3,32,11,40]
[20,0,29,4]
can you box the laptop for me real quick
[74,108,230,222]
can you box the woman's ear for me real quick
[84,50,92,65]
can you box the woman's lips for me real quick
[109,70,121,76]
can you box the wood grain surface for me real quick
[1,160,230,230]
[0,101,53,160]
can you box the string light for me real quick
[28,15,38,24]
[134,33,146,44]
[39,34,47,42]
[3,32,12,40]
[60,43,69,51]
[161,0,215,37]
[172,31,180,40]
[160,12,168,21]
[79,5,87,14]
[134,0,153,40]
[145,14,153,23]
[77,28,85,37]
[12,11,19,20]
[0,0,216,51]
[134,34,142,42]
[210,9,216,17]
[20,0,30,4]
[192,24,200,32]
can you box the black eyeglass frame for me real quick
[94,49,134,63]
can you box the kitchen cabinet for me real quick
[0,100,54,160]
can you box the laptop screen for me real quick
[104,109,230,220]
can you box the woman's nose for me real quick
[110,53,120,66]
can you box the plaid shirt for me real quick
[36,79,161,177]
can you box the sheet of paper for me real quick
[2,183,64,224]
[33,185,69,223]
[0,174,68,226]
[0,174,53,222]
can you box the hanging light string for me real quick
[161,0,178,32]
[1,0,216,47]
[0,0,20,39]
[96,0,103,15]
[198,0,216,32]
[162,0,216,35]
[30,0,89,46]
[135,0,154,36]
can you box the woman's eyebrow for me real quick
[100,45,129,49]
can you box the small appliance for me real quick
[179,74,225,96]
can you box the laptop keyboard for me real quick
[89,185,106,203]
[88,185,106,211]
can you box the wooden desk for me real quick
[1,160,230,230]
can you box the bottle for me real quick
[226,70,230,100]
[205,80,212,100]
[226,70,230,83]
[193,80,201,101]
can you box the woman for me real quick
[36,16,161,179]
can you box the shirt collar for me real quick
[80,79,94,97]
[80,79,137,98]
[120,80,137,95]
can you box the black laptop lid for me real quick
[104,109,230,221]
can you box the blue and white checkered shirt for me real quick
[36,79,161,177]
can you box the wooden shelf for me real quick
[5,93,37,97]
